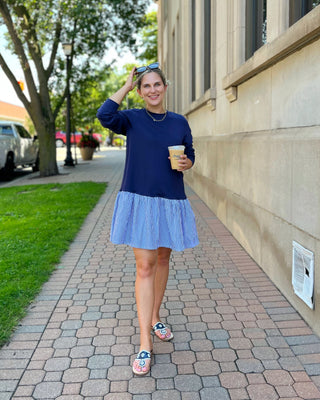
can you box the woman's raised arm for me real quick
[110,67,137,105]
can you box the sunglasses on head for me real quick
[135,62,160,75]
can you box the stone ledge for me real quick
[184,88,216,116]
[222,6,320,91]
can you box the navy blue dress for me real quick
[97,99,199,251]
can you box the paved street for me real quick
[1,147,320,400]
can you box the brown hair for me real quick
[136,68,167,90]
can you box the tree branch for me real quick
[0,0,39,107]
[13,5,46,83]
[46,17,62,78]
[0,52,30,112]
[53,87,67,120]
[53,18,78,120]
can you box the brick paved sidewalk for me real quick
[1,148,320,400]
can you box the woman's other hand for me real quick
[177,154,193,171]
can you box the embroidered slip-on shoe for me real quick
[152,321,174,341]
[132,350,152,375]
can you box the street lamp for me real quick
[62,42,75,166]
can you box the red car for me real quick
[55,131,102,147]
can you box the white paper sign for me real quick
[292,241,314,309]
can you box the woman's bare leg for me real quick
[133,247,157,352]
[152,247,172,326]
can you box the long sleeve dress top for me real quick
[97,99,199,251]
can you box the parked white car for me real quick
[0,121,39,176]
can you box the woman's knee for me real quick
[133,248,157,279]
[136,261,155,279]
[157,247,171,267]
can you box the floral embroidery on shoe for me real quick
[152,322,174,341]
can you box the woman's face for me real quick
[137,72,167,110]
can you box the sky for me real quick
[0,2,156,107]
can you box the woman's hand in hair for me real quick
[124,67,138,92]
[109,67,137,105]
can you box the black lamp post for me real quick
[62,42,75,167]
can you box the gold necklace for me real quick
[145,108,167,122]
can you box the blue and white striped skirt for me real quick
[110,191,199,251]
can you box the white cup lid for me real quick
[168,145,185,150]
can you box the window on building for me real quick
[204,0,211,91]
[172,28,176,111]
[191,0,196,101]
[175,15,181,113]
[245,0,267,60]
[289,0,320,26]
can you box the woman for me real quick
[97,63,199,375]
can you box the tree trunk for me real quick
[33,116,59,177]
[109,131,115,145]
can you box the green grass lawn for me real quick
[0,182,107,347]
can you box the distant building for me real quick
[0,100,28,124]
[158,1,320,334]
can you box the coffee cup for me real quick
[168,145,185,170]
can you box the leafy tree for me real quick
[56,9,158,144]
[0,0,150,176]
[54,66,115,134]
[136,10,158,63]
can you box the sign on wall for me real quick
[292,241,314,309]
